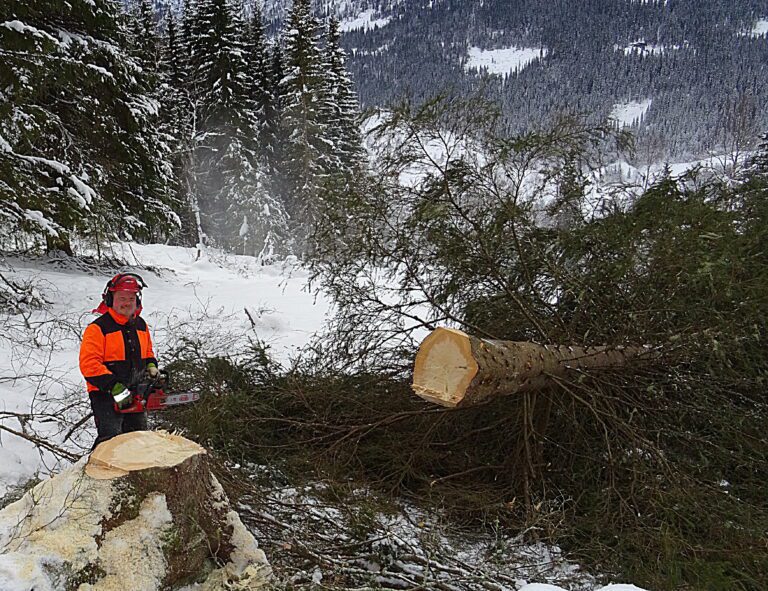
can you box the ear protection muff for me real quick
[101,273,147,308]
[104,291,137,308]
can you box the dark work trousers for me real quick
[89,391,147,449]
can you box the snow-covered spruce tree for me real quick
[308,16,367,258]
[219,142,290,259]
[126,0,161,78]
[189,0,251,131]
[0,0,179,253]
[180,0,198,68]
[263,39,287,186]
[186,0,252,246]
[158,7,190,165]
[182,0,288,255]
[319,17,364,175]
[245,3,271,144]
[157,5,202,248]
[216,2,289,259]
[277,0,327,242]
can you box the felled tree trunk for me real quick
[0,431,271,590]
[412,327,651,407]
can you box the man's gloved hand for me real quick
[111,382,133,410]
[146,364,169,386]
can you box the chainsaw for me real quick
[116,372,200,414]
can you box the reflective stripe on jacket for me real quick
[79,308,157,393]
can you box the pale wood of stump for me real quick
[86,430,206,479]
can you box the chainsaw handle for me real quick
[114,393,146,414]
[115,377,160,414]
[146,368,170,387]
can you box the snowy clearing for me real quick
[0,244,332,496]
[615,40,688,56]
[339,9,391,33]
[741,18,768,38]
[609,98,652,127]
[464,46,548,76]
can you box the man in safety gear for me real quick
[79,273,159,447]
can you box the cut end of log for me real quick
[86,430,207,480]
[412,327,478,407]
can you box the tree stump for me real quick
[0,430,271,590]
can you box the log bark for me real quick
[412,327,651,408]
[0,430,271,590]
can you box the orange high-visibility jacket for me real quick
[79,308,157,394]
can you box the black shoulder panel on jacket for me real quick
[93,313,121,335]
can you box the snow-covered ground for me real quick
[521,586,645,591]
[464,46,548,76]
[339,9,391,33]
[236,473,648,591]
[0,243,332,497]
[739,18,768,38]
[615,40,688,56]
[610,99,652,127]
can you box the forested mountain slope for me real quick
[270,0,768,159]
[138,0,768,157]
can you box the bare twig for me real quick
[0,423,80,462]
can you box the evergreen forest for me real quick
[1,0,363,257]
[0,2,767,590]
[335,0,768,160]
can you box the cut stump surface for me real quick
[86,430,206,479]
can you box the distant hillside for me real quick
[155,0,768,159]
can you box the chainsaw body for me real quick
[115,378,199,413]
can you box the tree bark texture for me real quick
[412,327,651,408]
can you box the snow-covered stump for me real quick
[0,431,271,591]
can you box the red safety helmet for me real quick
[93,273,147,314]
[109,274,143,294]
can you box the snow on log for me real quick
[412,327,650,408]
[0,430,271,590]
